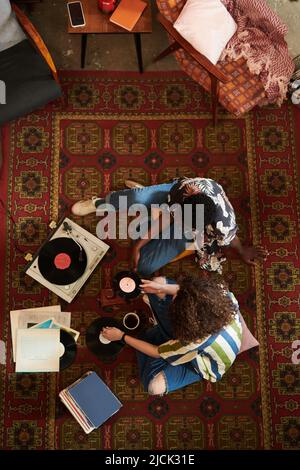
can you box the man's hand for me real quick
[239,245,269,266]
[101,327,124,342]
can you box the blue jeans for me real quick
[136,279,202,394]
[95,183,190,277]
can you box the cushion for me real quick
[239,313,259,354]
[173,0,237,65]
[0,0,26,52]
[0,39,61,125]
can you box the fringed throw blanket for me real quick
[221,0,294,105]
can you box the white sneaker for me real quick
[125,180,144,189]
[71,196,100,216]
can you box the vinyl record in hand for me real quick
[86,317,124,358]
[113,271,141,299]
[59,330,77,370]
[38,237,87,285]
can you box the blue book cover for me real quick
[68,371,122,428]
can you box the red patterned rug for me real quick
[0,71,299,450]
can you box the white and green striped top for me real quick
[158,293,242,382]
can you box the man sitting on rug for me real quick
[71,177,268,276]
[101,275,242,394]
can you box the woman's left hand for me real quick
[101,327,124,341]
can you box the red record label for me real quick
[54,253,71,270]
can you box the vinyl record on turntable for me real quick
[86,317,124,358]
[38,237,87,285]
[59,329,77,370]
[25,217,110,303]
[113,271,141,299]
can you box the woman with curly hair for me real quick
[101,275,243,394]
[72,177,268,275]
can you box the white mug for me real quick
[123,312,140,330]
[99,332,111,344]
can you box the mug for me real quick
[98,0,117,14]
[99,332,111,344]
[123,312,140,330]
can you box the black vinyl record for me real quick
[86,317,124,358]
[60,329,77,370]
[38,237,87,285]
[113,271,141,299]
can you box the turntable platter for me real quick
[38,238,87,285]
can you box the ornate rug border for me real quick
[246,114,271,449]
[246,104,300,449]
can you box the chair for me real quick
[0,1,61,125]
[154,0,268,124]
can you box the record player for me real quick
[25,217,110,303]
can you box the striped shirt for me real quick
[158,293,242,382]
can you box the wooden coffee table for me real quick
[67,0,152,72]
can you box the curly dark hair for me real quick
[168,180,217,228]
[170,275,236,344]
[182,193,217,229]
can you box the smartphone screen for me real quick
[67,2,85,27]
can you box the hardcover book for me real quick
[60,371,122,432]
[109,0,147,31]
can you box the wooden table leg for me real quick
[81,33,87,69]
[153,41,181,63]
[134,33,143,73]
[210,75,219,126]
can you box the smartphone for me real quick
[67,1,86,28]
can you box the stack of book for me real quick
[59,371,122,434]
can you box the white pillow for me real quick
[173,0,237,65]
[238,313,259,354]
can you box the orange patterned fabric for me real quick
[156,0,186,22]
[175,50,265,116]
[156,0,266,116]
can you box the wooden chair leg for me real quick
[210,76,219,126]
[153,41,181,63]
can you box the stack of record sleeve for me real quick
[59,371,122,434]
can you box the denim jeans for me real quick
[136,279,202,394]
[95,183,191,277]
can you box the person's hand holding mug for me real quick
[101,327,123,342]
